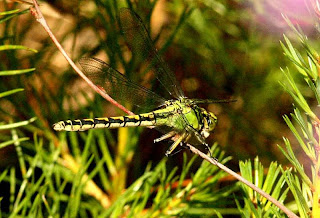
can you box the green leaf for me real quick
[280,68,316,120]
[0,9,20,16]
[277,139,311,187]
[283,113,315,159]
[0,88,24,98]
[0,8,28,23]
[0,68,35,76]
[0,117,37,130]
[282,169,310,217]
[0,45,37,53]
[239,158,289,216]
[0,137,29,149]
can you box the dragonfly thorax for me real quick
[163,99,218,139]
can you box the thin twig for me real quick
[30,0,133,116]
[185,143,299,218]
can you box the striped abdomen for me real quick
[53,113,156,131]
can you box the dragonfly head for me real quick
[201,110,217,138]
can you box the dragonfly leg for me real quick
[203,142,213,157]
[166,142,186,157]
[154,131,176,143]
[212,156,219,162]
[185,125,206,144]
[165,132,188,157]
[184,125,213,157]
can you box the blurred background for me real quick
[1,0,319,192]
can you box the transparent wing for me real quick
[119,8,185,99]
[79,57,166,111]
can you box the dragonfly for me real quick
[53,8,234,156]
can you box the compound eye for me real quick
[210,113,218,123]
[207,117,212,125]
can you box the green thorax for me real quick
[152,98,205,132]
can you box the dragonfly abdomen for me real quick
[53,113,157,131]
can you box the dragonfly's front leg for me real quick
[165,132,190,156]
[154,131,176,143]
[185,125,213,157]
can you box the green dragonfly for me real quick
[53,8,233,156]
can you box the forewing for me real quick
[79,57,166,111]
[119,8,185,99]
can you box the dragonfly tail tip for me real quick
[53,121,64,131]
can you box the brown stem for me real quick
[30,1,133,116]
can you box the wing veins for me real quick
[119,8,185,99]
[79,57,166,110]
